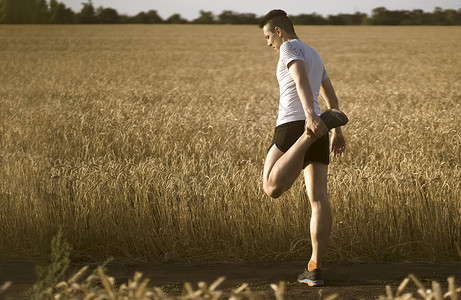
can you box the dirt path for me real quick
[1,261,460,299]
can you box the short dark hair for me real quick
[258,9,295,34]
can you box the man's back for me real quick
[276,39,327,126]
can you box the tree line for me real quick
[1,0,460,25]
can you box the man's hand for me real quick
[305,113,329,137]
[330,128,346,157]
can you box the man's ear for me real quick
[274,26,282,37]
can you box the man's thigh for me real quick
[263,144,284,182]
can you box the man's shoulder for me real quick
[280,39,305,58]
[282,39,303,48]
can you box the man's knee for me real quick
[308,190,328,204]
[263,183,284,199]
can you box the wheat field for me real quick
[0,25,460,262]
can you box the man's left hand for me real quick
[330,129,346,157]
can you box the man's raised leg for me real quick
[263,109,348,199]
[263,133,317,198]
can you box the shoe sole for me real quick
[320,109,348,130]
[298,279,325,286]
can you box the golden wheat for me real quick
[0,25,460,262]
[8,265,460,300]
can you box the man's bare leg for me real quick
[263,132,318,198]
[303,163,331,269]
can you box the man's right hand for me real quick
[305,113,329,138]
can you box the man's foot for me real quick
[320,109,348,130]
[297,268,324,286]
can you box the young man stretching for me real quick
[259,9,348,286]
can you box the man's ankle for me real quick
[308,260,321,272]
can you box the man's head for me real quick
[259,9,296,52]
[258,9,295,34]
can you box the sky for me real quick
[59,0,461,20]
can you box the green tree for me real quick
[444,9,461,25]
[96,6,119,23]
[218,11,257,24]
[217,10,238,24]
[238,13,258,24]
[369,7,390,24]
[0,0,36,23]
[35,0,49,23]
[145,10,163,23]
[328,14,346,25]
[165,13,188,24]
[215,10,258,24]
[192,10,214,24]
[132,9,162,23]
[368,7,417,25]
[367,7,404,25]
[49,0,56,10]
[290,13,327,25]
[328,12,366,25]
[77,0,96,23]
[406,9,426,25]
[49,0,74,23]
[431,7,454,25]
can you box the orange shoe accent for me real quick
[308,260,319,272]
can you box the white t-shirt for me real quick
[276,39,329,126]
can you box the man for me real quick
[259,9,347,286]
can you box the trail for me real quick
[1,261,460,299]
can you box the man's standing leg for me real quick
[305,163,331,268]
[298,162,331,286]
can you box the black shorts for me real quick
[270,120,330,167]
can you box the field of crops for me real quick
[0,24,460,263]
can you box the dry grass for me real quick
[38,270,461,300]
[0,25,460,262]
[1,269,459,300]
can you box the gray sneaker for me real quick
[297,268,324,286]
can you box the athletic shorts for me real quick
[269,120,330,167]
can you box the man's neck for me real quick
[284,34,298,42]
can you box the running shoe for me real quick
[320,109,348,130]
[297,268,324,286]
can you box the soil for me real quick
[1,261,460,299]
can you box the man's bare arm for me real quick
[320,77,340,110]
[288,60,328,137]
[320,77,346,156]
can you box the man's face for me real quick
[263,24,282,52]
